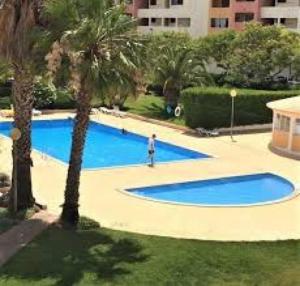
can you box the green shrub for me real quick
[33,82,57,109]
[0,86,11,98]
[0,97,10,109]
[50,89,75,109]
[181,87,300,129]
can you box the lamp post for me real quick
[10,128,21,213]
[230,89,237,142]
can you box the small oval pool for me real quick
[126,173,296,206]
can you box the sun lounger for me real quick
[0,104,14,118]
[99,107,114,114]
[90,108,99,115]
[112,106,127,118]
[115,110,127,118]
[33,108,42,116]
[196,128,219,137]
[0,109,14,118]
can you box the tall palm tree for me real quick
[152,45,212,109]
[45,0,143,226]
[98,59,143,108]
[0,0,45,210]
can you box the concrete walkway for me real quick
[0,211,57,267]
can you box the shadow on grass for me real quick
[0,208,36,235]
[0,223,148,285]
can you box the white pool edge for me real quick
[116,173,300,208]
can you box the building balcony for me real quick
[261,6,300,18]
[137,25,190,34]
[138,8,189,18]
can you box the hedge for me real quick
[181,87,300,129]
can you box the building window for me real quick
[164,18,176,27]
[139,18,149,26]
[211,18,229,28]
[150,18,162,26]
[171,0,183,5]
[211,0,230,8]
[178,18,191,27]
[294,119,300,135]
[275,114,290,132]
[235,13,254,22]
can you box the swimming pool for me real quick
[0,119,209,169]
[127,173,295,206]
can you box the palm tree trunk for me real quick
[61,88,92,227]
[9,64,35,210]
[164,87,179,109]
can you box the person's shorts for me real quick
[148,150,154,155]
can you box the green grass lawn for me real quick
[0,208,36,235]
[125,95,185,126]
[0,208,16,234]
[0,218,299,286]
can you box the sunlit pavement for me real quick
[1,113,299,241]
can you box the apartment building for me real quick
[209,0,261,32]
[209,0,300,33]
[123,0,300,36]
[126,0,210,37]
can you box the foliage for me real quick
[202,29,236,72]
[203,23,300,89]
[33,80,57,108]
[44,0,145,101]
[0,59,12,84]
[292,48,300,80]
[51,89,75,109]
[181,87,300,129]
[147,32,212,109]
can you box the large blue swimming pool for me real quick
[127,173,295,206]
[0,119,209,169]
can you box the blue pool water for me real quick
[128,173,295,206]
[0,119,209,169]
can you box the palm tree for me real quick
[98,59,143,108]
[152,45,212,109]
[45,0,143,226]
[0,0,44,210]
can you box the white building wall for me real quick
[261,1,300,32]
[137,0,210,37]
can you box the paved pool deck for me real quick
[0,113,299,241]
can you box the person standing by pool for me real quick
[148,134,156,167]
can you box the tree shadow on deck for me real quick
[0,221,149,285]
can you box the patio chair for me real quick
[196,127,219,137]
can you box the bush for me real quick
[0,97,10,109]
[146,84,163,96]
[33,82,57,109]
[181,87,300,129]
[50,89,75,109]
[0,86,11,98]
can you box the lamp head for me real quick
[230,89,237,98]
